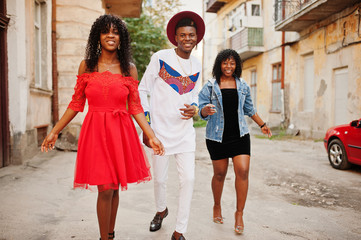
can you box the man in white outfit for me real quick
[138,11,205,240]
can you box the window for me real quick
[251,4,260,16]
[303,55,314,112]
[33,0,47,88]
[34,0,41,87]
[271,63,282,112]
[227,3,244,32]
[251,70,257,109]
[274,0,282,22]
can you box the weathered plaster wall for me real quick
[56,0,103,126]
[7,0,28,135]
[7,0,53,164]
[242,47,284,126]
[286,4,361,138]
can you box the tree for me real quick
[125,14,168,80]
[143,0,182,27]
[124,0,181,80]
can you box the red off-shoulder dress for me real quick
[67,71,151,192]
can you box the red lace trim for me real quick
[67,71,144,115]
[73,175,152,192]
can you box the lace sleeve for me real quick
[67,74,88,112]
[125,77,144,115]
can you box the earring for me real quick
[118,41,121,50]
[97,41,102,55]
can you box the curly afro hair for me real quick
[212,49,242,84]
[85,14,133,76]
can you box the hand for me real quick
[143,133,152,148]
[179,104,197,120]
[261,125,272,138]
[149,137,165,156]
[41,132,58,152]
[201,104,217,117]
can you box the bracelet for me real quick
[193,105,199,115]
[260,122,266,128]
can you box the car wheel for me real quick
[328,139,351,170]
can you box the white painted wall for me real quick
[7,0,28,135]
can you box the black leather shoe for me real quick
[171,232,186,240]
[149,207,168,232]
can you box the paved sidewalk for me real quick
[0,128,237,240]
[1,127,361,240]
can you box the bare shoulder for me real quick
[78,60,88,75]
[129,62,138,80]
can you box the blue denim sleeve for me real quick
[243,84,256,117]
[198,83,211,121]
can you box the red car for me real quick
[324,118,361,169]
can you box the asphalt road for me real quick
[0,127,360,240]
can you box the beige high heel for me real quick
[213,205,224,224]
[234,211,244,234]
[213,216,224,224]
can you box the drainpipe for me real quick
[281,31,285,90]
[281,1,287,127]
[51,0,59,123]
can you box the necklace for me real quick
[99,62,115,71]
[175,48,192,76]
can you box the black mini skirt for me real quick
[206,133,251,160]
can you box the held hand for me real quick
[261,125,272,138]
[149,137,165,156]
[179,104,196,120]
[202,104,217,117]
[41,132,58,152]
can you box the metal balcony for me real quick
[206,0,229,13]
[230,28,264,60]
[274,0,360,32]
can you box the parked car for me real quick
[324,118,361,169]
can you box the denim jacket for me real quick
[198,77,256,142]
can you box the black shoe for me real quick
[171,232,186,240]
[149,207,168,232]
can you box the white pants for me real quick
[152,152,195,234]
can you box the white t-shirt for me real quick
[138,49,202,155]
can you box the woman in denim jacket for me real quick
[198,49,271,234]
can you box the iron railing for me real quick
[274,0,313,23]
[230,28,263,50]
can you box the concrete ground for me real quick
[0,127,361,240]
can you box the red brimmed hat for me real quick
[166,11,205,46]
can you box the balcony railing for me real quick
[274,0,312,23]
[274,0,360,32]
[231,28,263,50]
[218,28,264,60]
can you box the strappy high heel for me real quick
[99,231,115,240]
[213,205,224,224]
[108,231,115,239]
[234,211,244,234]
[213,216,224,224]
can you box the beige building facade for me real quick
[4,0,53,165]
[1,0,142,167]
[203,0,361,138]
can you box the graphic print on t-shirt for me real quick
[158,59,199,95]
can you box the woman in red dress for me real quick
[41,15,164,240]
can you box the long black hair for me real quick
[212,49,242,84]
[85,14,133,76]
